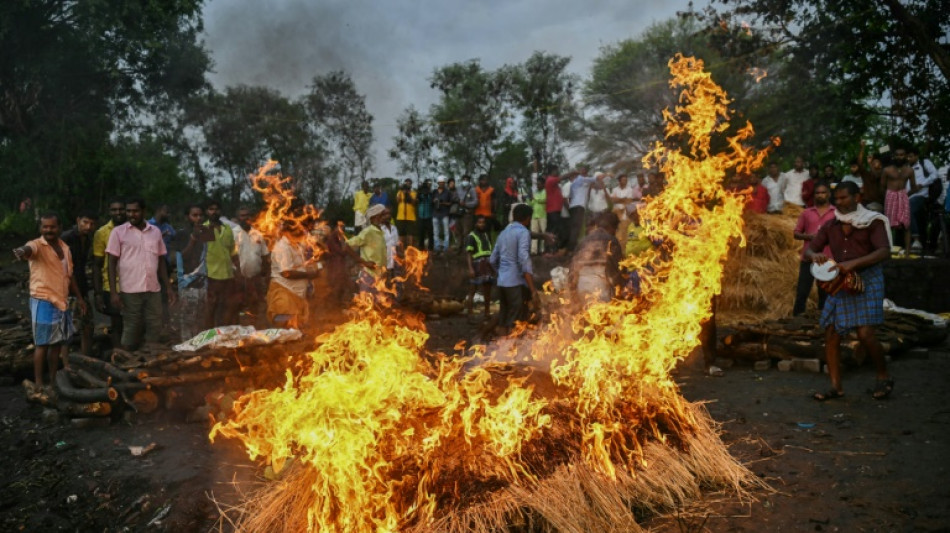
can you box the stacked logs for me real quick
[720,311,948,364]
[24,339,312,419]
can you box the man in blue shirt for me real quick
[490,204,537,333]
[369,181,389,208]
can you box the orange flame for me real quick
[210,54,775,531]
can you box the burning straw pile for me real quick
[210,55,771,532]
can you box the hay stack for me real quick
[720,209,804,321]
[217,367,761,533]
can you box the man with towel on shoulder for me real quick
[806,181,893,402]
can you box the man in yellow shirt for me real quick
[92,199,126,347]
[346,204,388,294]
[395,178,417,248]
[353,181,372,232]
[204,200,239,329]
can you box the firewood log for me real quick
[67,353,135,382]
[56,400,112,417]
[54,370,118,403]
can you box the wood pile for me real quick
[0,307,32,377]
[720,310,948,364]
[22,339,312,420]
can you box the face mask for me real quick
[460,180,471,188]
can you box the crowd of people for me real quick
[13,146,946,400]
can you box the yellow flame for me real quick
[211,54,775,531]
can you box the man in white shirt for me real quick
[782,156,810,207]
[232,207,270,321]
[906,147,940,252]
[567,167,605,250]
[267,222,319,328]
[609,174,639,251]
[762,163,787,213]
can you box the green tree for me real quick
[389,105,440,183]
[505,52,578,174]
[699,0,950,157]
[0,0,209,213]
[429,60,512,176]
[304,71,375,199]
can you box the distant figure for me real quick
[267,220,320,328]
[369,181,389,208]
[233,206,270,322]
[610,174,639,251]
[746,173,770,214]
[906,147,939,253]
[806,181,892,401]
[781,156,810,207]
[203,200,239,329]
[883,147,916,252]
[431,176,453,254]
[544,171,566,252]
[353,181,372,232]
[93,199,127,347]
[346,204,389,293]
[13,212,87,391]
[415,179,434,251]
[529,177,547,254]
[395,178,417,248]
[792,181,835,315]
[761,163,787,213]
[465,215,495,321]
[567,168,605,251]
[172,205,209,340]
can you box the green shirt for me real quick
[205,222,236,280]
[346,224,387,275]
[531,190,547,219]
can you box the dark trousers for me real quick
[499,285,529,328]
[205,278,237,329]
[417,217,433,250]
[568,206,586,251]
[457,213,474,252]
[793,261,828,316]
[547,212,566,250]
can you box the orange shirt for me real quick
[26,237,73,310]
[475,186,495,217]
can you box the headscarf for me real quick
[365,204,386,221]
[835,204,893,248]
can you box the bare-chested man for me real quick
[882,147,916,253]
[855,140,884,211]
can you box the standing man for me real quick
[883,147,917,253]
[394,178,417,248]
[147,204,176,261]
[567,167,605,251]
[529,177,547,254]
[60,210,98,356]
[489,204,537,334]
[465,215,495,321]
[906,147,939,252]
[761,163,787,213]
[93,199,126,347]
[369,181,389,208]
[204,200,239,328]
[267,220,320,328]
[544,171,566,253]
[792,181,836,315]
[233,207,270,321]
[782,156,810,208]
[474,175,496,228]
[346,204,389,293]
[106,198,174,350]
[569,212,624,306]
[807,181,892,401]
[416,179,433,251]
[456,175,478,252]
[172,205,209,341]
[353,181,372,233]
[609,174,639,252]
[13,213,87,392]
[432,176,453,254]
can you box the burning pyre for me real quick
[210,55,775,532]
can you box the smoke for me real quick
[202,0,682,178]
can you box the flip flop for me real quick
[871,379,894,400]
[813,389,844,401]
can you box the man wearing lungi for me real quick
[806,181,893,401]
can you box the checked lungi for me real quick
[819,263,884,332]
[884,189,911,229]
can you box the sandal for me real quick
[871,379,894,400]
[813,389,844,402]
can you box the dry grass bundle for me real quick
[720,211,805,321]
[218,382,762,533]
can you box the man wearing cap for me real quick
[347,204,389,292]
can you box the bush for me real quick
[0,210,37,238]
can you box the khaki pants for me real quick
[120,291,163,349]
[530,217,547,254]
[616,217,631,255]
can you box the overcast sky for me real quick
[202,0,691,177]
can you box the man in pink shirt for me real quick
[544,172,566,252]
[106,198,175,349]
[792,181,835,315]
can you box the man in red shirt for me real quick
[746,173,770,214]
[544,172,566,252]
[792,181,835,315]
[806,181,892,401]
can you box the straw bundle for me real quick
[720,210,805,321]
[217,375,761,533]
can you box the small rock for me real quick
[795,358,821,373]
[777,360,793,372]
[754,360,771,371]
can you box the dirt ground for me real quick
[1,253,948,532]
